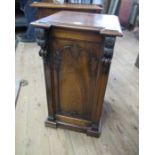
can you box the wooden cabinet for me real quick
[31,2,103,19]
[31,11,122,137]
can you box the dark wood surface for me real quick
[32,11,122,137]
[31,2,103,19]
[31,11,123,36]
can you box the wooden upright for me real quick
[31,11,122,137]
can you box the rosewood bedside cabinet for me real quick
[31,11,122,137]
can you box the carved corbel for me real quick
[35,28,48,63]
[101,37,116,74]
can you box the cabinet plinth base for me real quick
[45,118,101,138]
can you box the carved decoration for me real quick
[89,50,98,77]
[53,43,99,77]
[54,50,62,73]
[35,28,48,63]
[70,44,82,58]
[101,37,116,74]
[53,44,82,72]
[101,57,111,74]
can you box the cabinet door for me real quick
[51,38,102,120]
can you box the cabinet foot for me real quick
[45,119,57,128]
[87,129,101,138]
[87,123,102,138]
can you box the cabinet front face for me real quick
[50,28,102,121]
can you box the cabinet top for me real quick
[31,11,123,37]
[31,2,103,11]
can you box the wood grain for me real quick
[31,11,123,37]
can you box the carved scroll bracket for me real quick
[35,28,48,63]
[101,37,116,74]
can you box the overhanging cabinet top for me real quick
[31,11,123,37]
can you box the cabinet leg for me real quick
[87,123,102,138]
